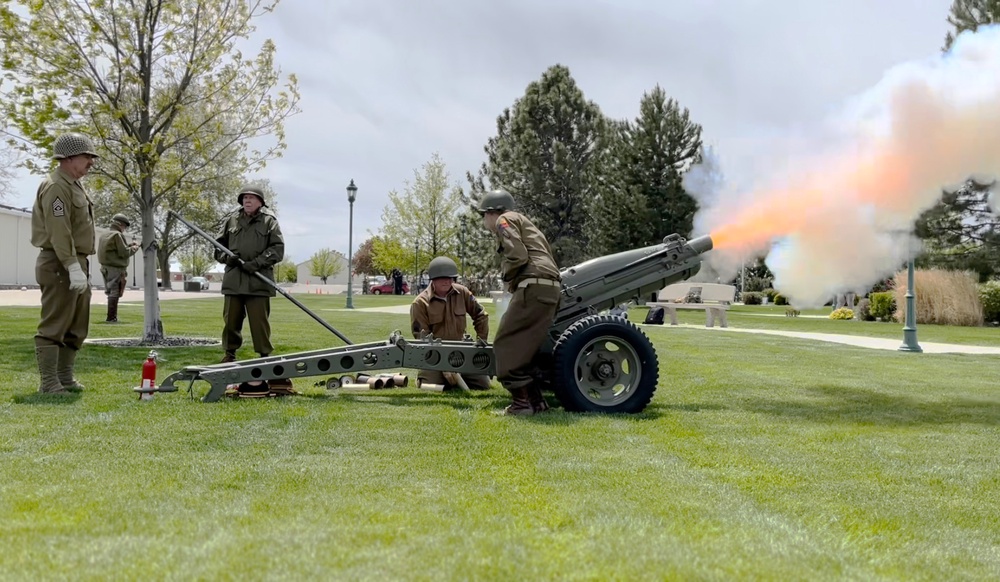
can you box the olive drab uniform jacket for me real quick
[410,283,489,341]
[30,168,96,265]
[98,229,133,269]
[493,211,561,292]
[214,209,284,297]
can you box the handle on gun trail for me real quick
[167,210,353,345]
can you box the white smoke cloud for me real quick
[685,24,1000,307]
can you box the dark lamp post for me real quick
[346,179,357,309]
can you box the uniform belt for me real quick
[517,278,560,289]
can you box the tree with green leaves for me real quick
[916,178,1000,281]
[469,64,608,266]
[274,257,297,283]
[944,0,1000,50]
[371,237,415,277]
[309,248,343,284]
[379,152,464,263]
[177,240,214,278]
[0,0,299,343]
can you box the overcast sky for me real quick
[4,0,954,266]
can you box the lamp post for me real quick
[898,254,922,352]
[459,216,467,280]
[346,179,357,309]
[413,240,419,295]
[132,236,137,288]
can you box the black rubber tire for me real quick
[551,314,659,413]
[372,289,381,295]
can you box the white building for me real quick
[295,253,349,286]
[0,203,147,288]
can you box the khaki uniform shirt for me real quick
[410,283,489,341]
[30,168,95,267]
[493,211,560,292]
[98,229,135,269]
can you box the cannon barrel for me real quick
[550,233,714,336]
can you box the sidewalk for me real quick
[637,323,1000,355]
[0,288,221,307]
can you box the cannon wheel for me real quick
[551,315,659,413]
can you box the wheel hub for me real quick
[594,359,616,381]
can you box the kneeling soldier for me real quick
[410,256,492,391]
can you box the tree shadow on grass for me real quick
[11,392,82,405]
[738,384,1000,426]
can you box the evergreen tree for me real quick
[944,0,1000,50]
[473,64,607,266]
[620,85,703,245]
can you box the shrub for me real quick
[893,269,983,327]
[979,280,1000,324]
[854,298,875,321]
[829,308,854,320]
[762,288,779,303]
[870,277,895,293]
[868,292,896,322]
[742,292,763,305]
[774,293,789,305]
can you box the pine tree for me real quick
[943,0,1000,50]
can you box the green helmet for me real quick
[111,213,131,227]
[52,132,99,160]
[477,189,515,215]
[427,256,459,280]
[237,184,267,207]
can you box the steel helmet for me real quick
[52,132,99,160]
[111,213,131,227]
[427,256,459,280]
[237,184,267,207]
[476,189,515,215]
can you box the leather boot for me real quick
[527,385,550,413]
[220,352,237,363]
[502,387,535,416]
[57,346,86,392]
[36,345,68,394]
[105,297,119,323]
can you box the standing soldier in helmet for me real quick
[477,189,562,415]
[214,184,291,391]
[98,213,139,323]
[29,132,99,394]
[410,256,492,391]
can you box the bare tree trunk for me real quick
[141,176,165,344]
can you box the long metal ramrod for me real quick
[168,210,353,345]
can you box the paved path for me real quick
[636,323,1000,355]
[0,288,220,307]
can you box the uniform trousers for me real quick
[35,250,91,350]
[223,295,273,356]
[492,283,561,390]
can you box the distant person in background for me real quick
[98,213,139,323]
[392,268,404,295]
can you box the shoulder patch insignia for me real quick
[51,197,65,218]
[496,216,512,238]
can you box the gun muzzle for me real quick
[688,235,713,254]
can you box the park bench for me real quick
[647,282,736,328]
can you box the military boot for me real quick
[501,387,535,416]
[220,352,237,363]
[527,385,550,413]
[105,297,119,323]
[57,346,86,392]
[35,345,68,394]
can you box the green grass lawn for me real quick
[2,294,999,580]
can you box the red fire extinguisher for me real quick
[140,350,157,400]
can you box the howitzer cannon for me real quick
[159,229,713,413]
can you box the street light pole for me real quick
[346,179,357,309]
[414,240,419,295]
[132,236,137,287]
[898,255,922,352]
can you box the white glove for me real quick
[66,262,89,293]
